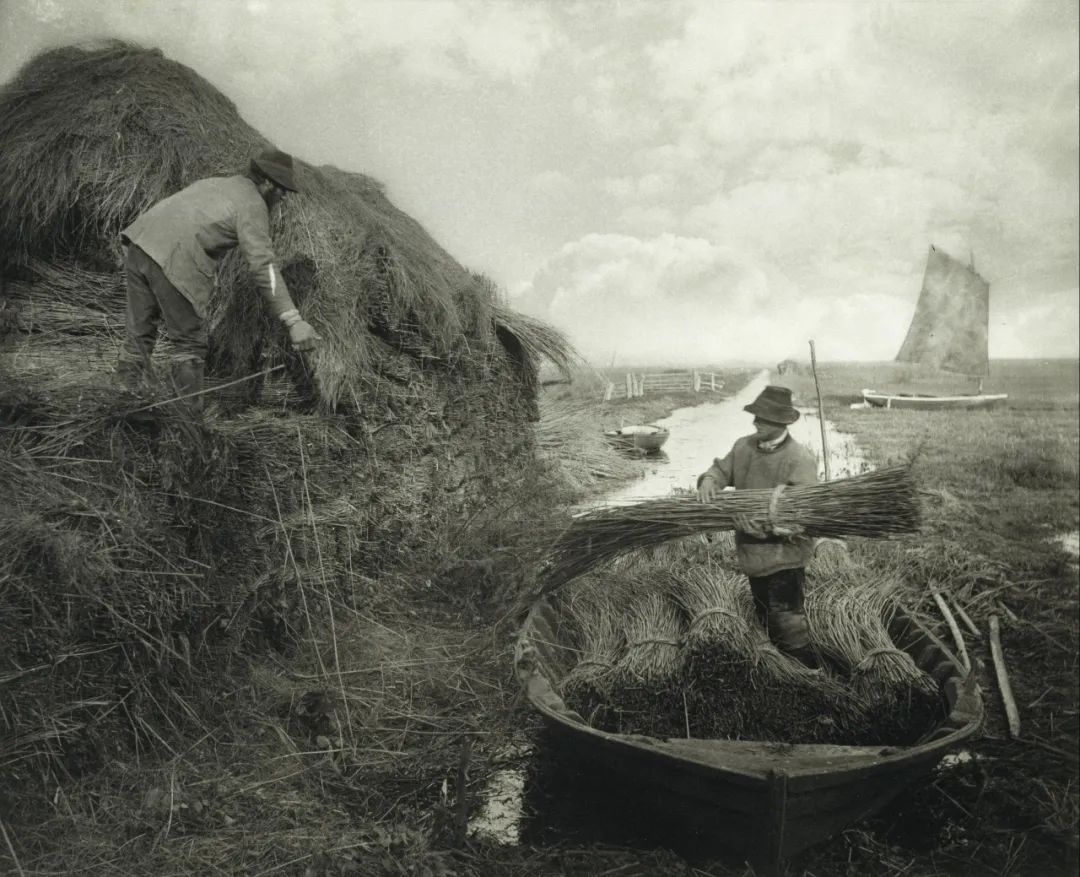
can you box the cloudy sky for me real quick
[2,0,1077,365]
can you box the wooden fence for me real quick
[603,370,725,401]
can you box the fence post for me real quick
[710,373,716,391]
[635,374,644,397]
[693,370,700,392]
[625,373,633,399]
[603,381,614,402]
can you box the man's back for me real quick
[122,175,273,318]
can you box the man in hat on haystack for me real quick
[114,148,321,404]
[697,385,821,668]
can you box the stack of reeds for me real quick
[807,547,943,744]
[540,465,920,592]
[0,41,580,809]
[536,397,643,494]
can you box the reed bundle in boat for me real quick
[676,565,758,738]
[617,591,686,684]
[560,579,629,723]
[602,589,688,738]
[806,548,943,744]
[679,564,758,652]
[540,465,919,592]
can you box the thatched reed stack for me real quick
[0,41,574,805]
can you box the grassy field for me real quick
[780,359,1079,876]
[4,360,1077,876]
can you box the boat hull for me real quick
[515,597,982,872]
[862,389,1008,410]
[603,426,670,453]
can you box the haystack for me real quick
[0,41,572,808]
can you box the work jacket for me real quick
[697,433,819,577]
[121,175,290,320]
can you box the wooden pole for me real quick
[808,340,831,481]
[930,581,970,670]
[989,614,1021,738]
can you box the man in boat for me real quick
[114,148,321,407]
[696,385,820,668]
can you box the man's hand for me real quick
[733,513,770,539]
[289,319,321,352]
[698,477,719,503]
[771,523,806,539]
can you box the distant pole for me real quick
[809,340,831,481]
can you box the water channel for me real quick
[468,370,874,848]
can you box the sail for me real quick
[895,245,990,376]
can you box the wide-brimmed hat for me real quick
[252,148,299,192]
[744,385,800,424]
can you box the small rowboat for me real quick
[515,598,982,875]
[603,424,670,454]
[862,389,1008,410]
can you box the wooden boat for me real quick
[871,245,1007,410]
[862,389,1008,410]
[603,424,669,454]
[515,597,982,874]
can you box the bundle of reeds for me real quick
[560,579,631,725]
[540,465,920,592]
[602,588,688,738]
[806,548,943,744]
[675,564,758,739]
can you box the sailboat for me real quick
[862,245,1008,410]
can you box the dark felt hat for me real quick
[744,385,800,424]
[252,148,299,192]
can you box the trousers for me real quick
[747,567,818,668]
[118,243,208,370]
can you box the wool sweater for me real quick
[697,433,819,577]
[122,175,295,320]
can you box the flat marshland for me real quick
[3,358,1077,877]
[0,352,1075,877]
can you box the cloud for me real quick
[991,288,1080,358]
[512,232,917,365]
[2,0,558,92]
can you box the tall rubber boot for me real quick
[769,608,820,669]
[169,357,205,415]
[113,349,151,392]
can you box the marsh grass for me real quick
[780,359,1079,875]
